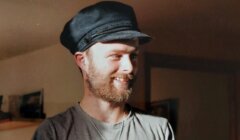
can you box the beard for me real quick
[85,60,135,104]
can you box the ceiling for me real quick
[0,0,239,60]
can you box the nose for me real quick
[119,55,134,74]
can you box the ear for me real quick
[74,52,87,71]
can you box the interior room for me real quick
[0,0,239,140]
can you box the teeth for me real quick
[113,75,134,82]
[115,77,128,82]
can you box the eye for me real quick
[109,54,122,60]
[130,53,138,60]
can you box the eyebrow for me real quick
[108,48,139,53]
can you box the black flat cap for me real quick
[60,1,151,54]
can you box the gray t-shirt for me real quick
[33,105,174,140]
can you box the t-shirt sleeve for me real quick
[164,122,175,140]
[32,119,56,140]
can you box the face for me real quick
[84,40,139,104]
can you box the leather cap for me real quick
[60,1,151,54]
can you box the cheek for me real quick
[106,62,119,73]
[96,59,119,74]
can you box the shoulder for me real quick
[131,106,168,123]
[130,107,175,139]
[47,106,77,126]
[128,107,174,140]
[131,106,170,130]
[33,106,77,139]
[36,105,77,130]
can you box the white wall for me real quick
[0,44,83,117]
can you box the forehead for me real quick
[88,39,139,54]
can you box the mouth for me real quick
[115,77,130,83]
[114,74,133,82]
[112,74,135,89]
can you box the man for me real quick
[33,1,175,140]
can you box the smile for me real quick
[115,77,130,83]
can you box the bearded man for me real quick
[33,1,175,140]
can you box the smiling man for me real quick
[78,40,138,104]
[33,1,174,140]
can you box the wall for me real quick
[0,44,83,117]
[0,44,83,139]
[0,125,38,140]
[151,68,231,140]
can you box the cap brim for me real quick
[78,30,152,52]
[95,30,152,45]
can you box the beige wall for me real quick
[0,44,83,116]
[0,44,83,140]
[0,125,38,140]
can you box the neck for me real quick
[80,93,128,124]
